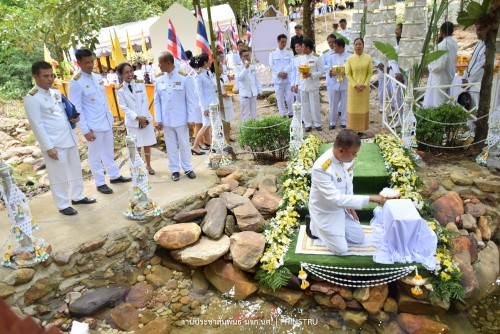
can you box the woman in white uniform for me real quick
[217,62,235,141]
[188,56,203,145]
[192,53,216,155]
[116,62,157,174]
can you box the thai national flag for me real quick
[245,19,252,48]
[230,19,239,51]
[195,6,212,60]
[167,19,188,61]
[216,21,224,52]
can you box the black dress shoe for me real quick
[315,127,323,131]
[110,175,132,184]
[71,197,96,205]
[329,125,336,130]
[305,127,312,132]
[59,207,78,215]
[186,170,196,179]
[191,149,205,155]
[97,184,113,194]
[305,215,318,240]
[199,145,209,150]
[171,172,180,181]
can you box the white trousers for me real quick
[163,125,192,173]
[301,89,321,128]
[239,96,257,122]
[311,210,365,255]
[43,146,85,210]
[88,130,120,187]
[274,83,294,116]
[294,87,302,104]
[327,88,347,126]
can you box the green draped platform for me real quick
[284,143,428,274]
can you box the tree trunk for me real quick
[302,0,315,41]
[475,3,500,143]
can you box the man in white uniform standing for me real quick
[154,51,198,181]
[24,61,96,215]
[423,22,458,108]
[69,49,131,194]
[269,34,294,118]
[325,38,349,129]
[296,39,323,132]
[236,48,262,122]
[308,130,386,254]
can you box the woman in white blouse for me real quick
[116,62,157,174]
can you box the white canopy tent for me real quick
[93,3,238,62]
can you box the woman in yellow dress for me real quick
[345,38,373,133]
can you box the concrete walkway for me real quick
[0,149,217,278]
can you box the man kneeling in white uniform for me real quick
[308,130,386,254]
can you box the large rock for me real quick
[432,192,464,225]
[69,284,130,317]
[397,313,449,334]
[170,235,230,267]
[229,231,266,271]
[258,175,277,193]
[450,170,473,186]
[24,278,58,305]
[173,209,207,223]
[207,184,231,197]
[341,310,368,328]
[258,287,304,306]
[310,282,340,295]
[233,202,266,232]
[396,286,449,315]
[215,166,238,177]
[203,259,258,300]
[135,318,171,334]
[201,198,227,239]
[3,268,35,286]
[220,177,239,190]
[420,177,440,197]
[460,213,477,231]
[467,241,500,305]
[219,192,250,210]
[126,282,153,308]
[474,178,500,193]
[359,285,388,314]
[0,283,15,298]
[154,223,201,250]
[453,250,479,299]
[477,216,491,240]
[110,302,140,331]
[464,202,486,218]
[6,145,38,156]
[251,190,281,218]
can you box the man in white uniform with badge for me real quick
[307,130,386,255]
[269,34,295,118]
[154,51,198,181]
[24,61,96,215]
[295,39,323,132]
[325,38,349,129]
[236,48,262,121]
[69,49,132,194]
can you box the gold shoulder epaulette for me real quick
[314,53,320,57]
[135,79,144,83]
[155,72,163,78]
[72,72,81,81]
[28,88,38,96]
[288,48,293,50]
[322,50,328,53]
[178,70,187,76]
[321,159,332,171]
[116,84,123,90]
[197,70,201,74]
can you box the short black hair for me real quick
[327,34,336,40]
[189,56,199,69]
[440,21,454,36]
[303,38,314,50]
[339,19,347,24]
[198,53,210,66]
[239,48,249,57]
[334,39,345,48]
[295,24,302,29]
[185,50,193,59]
[32,61,52,75]
[334,129,361,150]
[237,40,244,46]
[75,48,93,61]
[277,34,287,41]
[116,62,132,75]
[216,50,224,56]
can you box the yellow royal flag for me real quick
[109,31,116,62]
[113,30,127,65]
[126,30,135,59]
[44,44,58,72]
[141,30,148,53]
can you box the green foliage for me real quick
[238,115,291,161]
[423,50,447,66]
[374,42,398,61]
[0,48,41,99]
[429,277,465,305]
[333,32,349,45]
[415,104,469,148]
[255,267,292,292]
[458,0,492,28]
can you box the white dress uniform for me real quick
[116,79,157,147]
[24,85,85,210]
[309,149,370,255]
[195,68,218,127]
[107,72,119,85]
[154,68,197,174]
[69,71,121,187]
[339,28,352,52]
[219,74,235,121]
[269,47,295,117]
[236,62,262,122]
[423,36,458,107]
[290,54,302,103]
[187,69,202,124]
[463,41,485,108]
[295,52,323,128]
[324,49,349,127]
